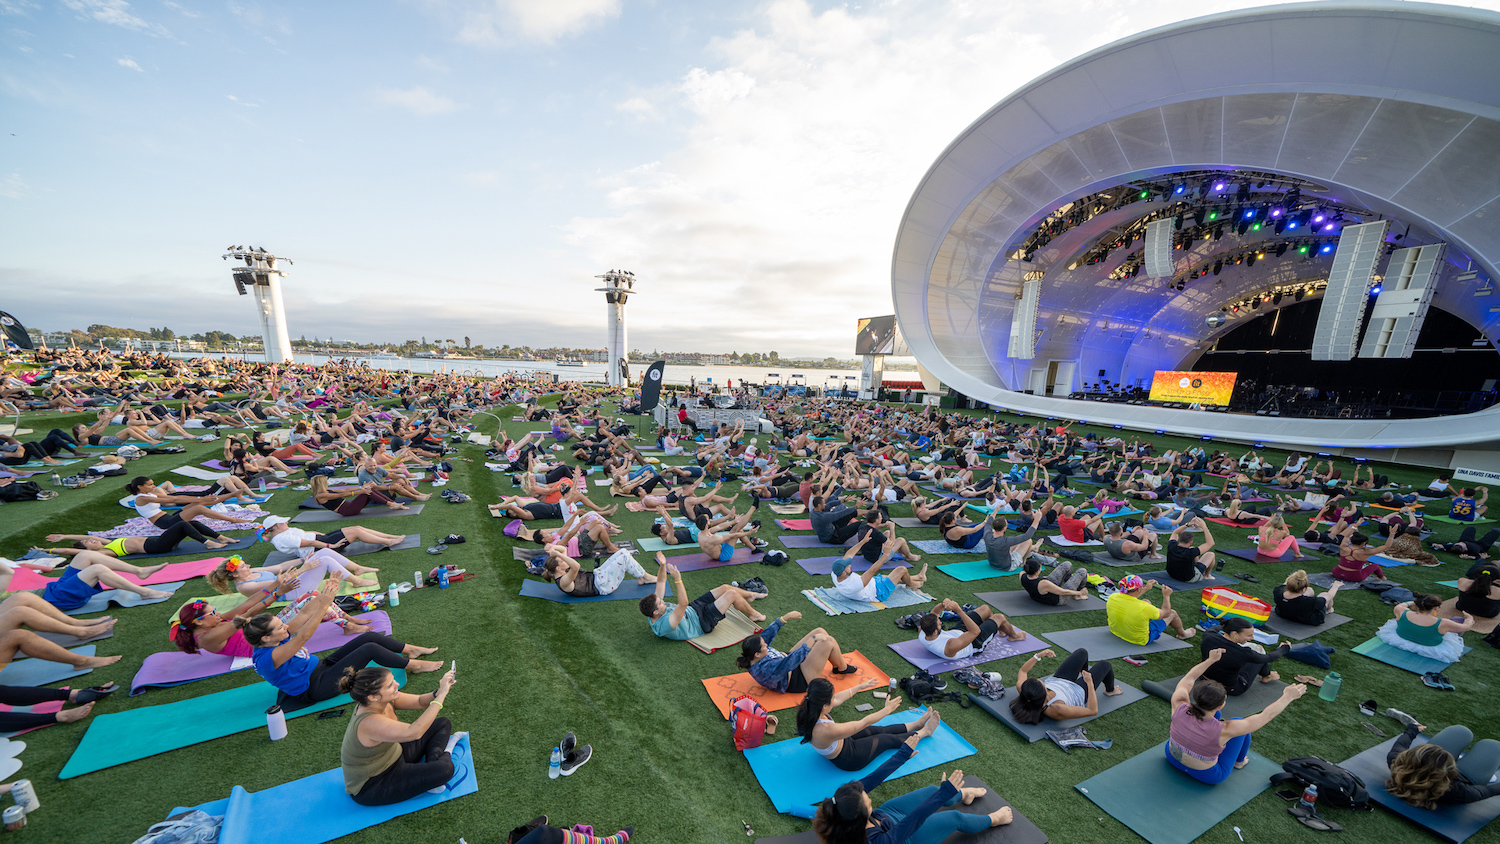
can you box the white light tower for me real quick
[594,269,636,386]
[222,246,295,363]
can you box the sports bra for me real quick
[812,716,841,758]
[104,537,129,557]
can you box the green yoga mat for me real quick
[60,668,408,778]
[1436,580,1461,589]
[1351,638,1471,674]
[1424,513,1496,526]
[632,536,700,553]
[1075,742,1279,844]
[936,559,1024,582]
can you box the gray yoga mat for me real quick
[1134,570,1241,592]
[0,645,96,686]
[290,503,425,524]
[778,535,853,549]
[891,517,942,529]
[970,681,1148,742]
[1040,625,1193,661]
[64,582,187,616]
[264,534,421,566]
[1142,674,1289,719]
[1262,611,1354,641]
[1075,743,1278,844]
[120,536,256,561]
[1090,551,1164,568]
[31,628,115,652]
[975,589,1107,617]
[753,775,1047,844]
[1340,735,1500,844]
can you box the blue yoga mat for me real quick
[743,707,976,814]
[1075,742,1279,844]
[1351,638,1472,674]
[936,560,1023,582]
[173,733,477,844]
[518,579,655,603]
[1340,735,1500,844]
[61,581,188,616]
[0,645,95,686]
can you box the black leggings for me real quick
[286,633,410,710]
[351,715,454,806]
[152,512,224,539]
[1054,648,1117,696]
[0,686,70,731]
[827,723,915,771]
[1455,526,1500,556]
[142,521,219,554]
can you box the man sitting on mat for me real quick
[917,598,1024,661]
[639,557,766,640]
[1056,505,1105,545]
[1009,647,1121,725]
[1101,521,1159,562]
[1448,486,1488,523]
[735,610,857,693]
[1199,618,1289,695]
[1164,521,1217,583]
[1019,556,1090,605]
[810,493,862,545]
[1166,649,1306,784]
[983,508,1044,572]
[1106,574,1196,645]
[696,509,766,562]
[831,535,927,601]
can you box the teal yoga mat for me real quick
[1340,735,1500,843]
[937,559,1024,582]
[743,706,976,814]
[1075,742,1279,844]
[173,733,476,844]
[1351,637,1472,674]
[59,669,407,778]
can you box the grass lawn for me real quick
[2,399,1495,843]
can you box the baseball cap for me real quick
[831,558,852,575]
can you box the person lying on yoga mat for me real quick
[1329,532,1392,583]
[1165,650,1306,784]
[812,754,1011,842]
[796,681,941,771]
[1384,717,1500,809]
[639,558,767,640]
[0,429,82,465]
[209,550,379,602]
[1101,521,1159,562]
[1107,575,1196,645]
[1019,556,1089,604]
[0,683,115,732]
[174,580,371,656]
[46,520,235,558]
[340,664,463,806]
[1010,647,1122,724]
[1165,521,1217,583]
[240,576,442,710]
[1199,618,1289,695]
[1376,593,1472,664]
[542,546,651,599]
[28,550,177,610]
[737,610,858,692]
[1273,570,1340,627]
[917,598,1024,659]
[0,588,118,648]
[1431,526,1499,561]
[70,408,167,447]
[260,516,407,560]
[832,537,927,599]
[310,475,408,516]
[124,477,260,530]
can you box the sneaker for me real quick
[1384,707,1419,727]
[559,744,592,776]
[1421,672,1455,691]
[36,490,59,500]
[1359,699,1378,717]
[560,731,576,758]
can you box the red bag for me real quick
[729,695,770,750]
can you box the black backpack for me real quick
[898,671,969,708]
[1270,756,1373,811]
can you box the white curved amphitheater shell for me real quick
[892,1,1500,468]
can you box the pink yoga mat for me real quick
[129,611,390,695]
[774,519,813,531]
[0,689,67,738]
[8,557,224,592]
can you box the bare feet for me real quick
[205,538,230,549]
[343,620,373,636]
[404,644,440,657]
[961,786,987,805]
[78,654,123,670]
[989,807,1014,826]
[56,703,95,723]
[1234,758,1250,769]
[1103,685,1124,696]
[142,589,173,600]
[1177,629,1198,640]
[349,577,378,590]
[85,617,118,632]
[139,563,169,578]
[408,659,444,673]
[1261,671,1280,683]
[384,535,407,548]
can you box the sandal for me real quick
[1295,674,1324,687]
[74,682,120,703]
[1234,573,1261,583]
[1288,804,1343,831]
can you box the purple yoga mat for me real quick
[1223,547,1317,564]
[664,548,763,572]
[888,630,1048,674]
[128,611,390,695]
[779,535,853,549]
[796,555,902,576]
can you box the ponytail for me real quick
[795,678,835,744]
[234,614,276,647]
[734,635,764,670]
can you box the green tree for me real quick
[768,351,779,362]
[464,336,471,349]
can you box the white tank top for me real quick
[813,717,841,758]
[920,629,974,659]
[134,498,163,520]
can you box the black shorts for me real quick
[687,591,724,634]
[785,669,810,694]
[524,502,563,520]
[316,529,347,545]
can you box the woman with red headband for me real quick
[173,568,373,657]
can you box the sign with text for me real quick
[1148,370,1238,406]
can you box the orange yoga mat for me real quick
[701,650,889,719]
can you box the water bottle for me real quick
[266,705,287,741]
[548,746,562,779]
[414,569,425,588]
[51,473,61,487]
[1318,671,1342,702]
[258,477,266,493]
[387,584,399,607]
[1299,783,1318,809]
[437,566,449,589]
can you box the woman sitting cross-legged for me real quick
[1384,714,1500,809]
[240,575,443,711]
[1009,647,1121,725]
[340,664,464,806]
[1375,593,1472,664]
[1165,649,1306,784]
[812,751,1011,843]
[796,681,940,771]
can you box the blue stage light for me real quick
[1321,245,1333,253]
[1243,210,1254,218]
[1174,184,1186,194]
[1370,284,1382,295]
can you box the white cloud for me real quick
[451,0,621,45]
[378,86,462,115]
[226,94,259,107]
[415,55,450,73]
[615,96,656,119]
[0,1,40,16]
[162,1,199,18]
[0,173,26,199]
[117,56,143,71]
[61,0,170,36]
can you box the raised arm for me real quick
[1172,649,1222,708]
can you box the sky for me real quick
[4,0,1458,358]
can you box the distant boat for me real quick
[368,351,401,360]
[556,358,586,367]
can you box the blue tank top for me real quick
[252,637,316,695]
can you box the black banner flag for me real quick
[640,360,666,412]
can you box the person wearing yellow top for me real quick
[1106,574,1196,645]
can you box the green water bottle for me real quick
[1318,671,1341,701]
